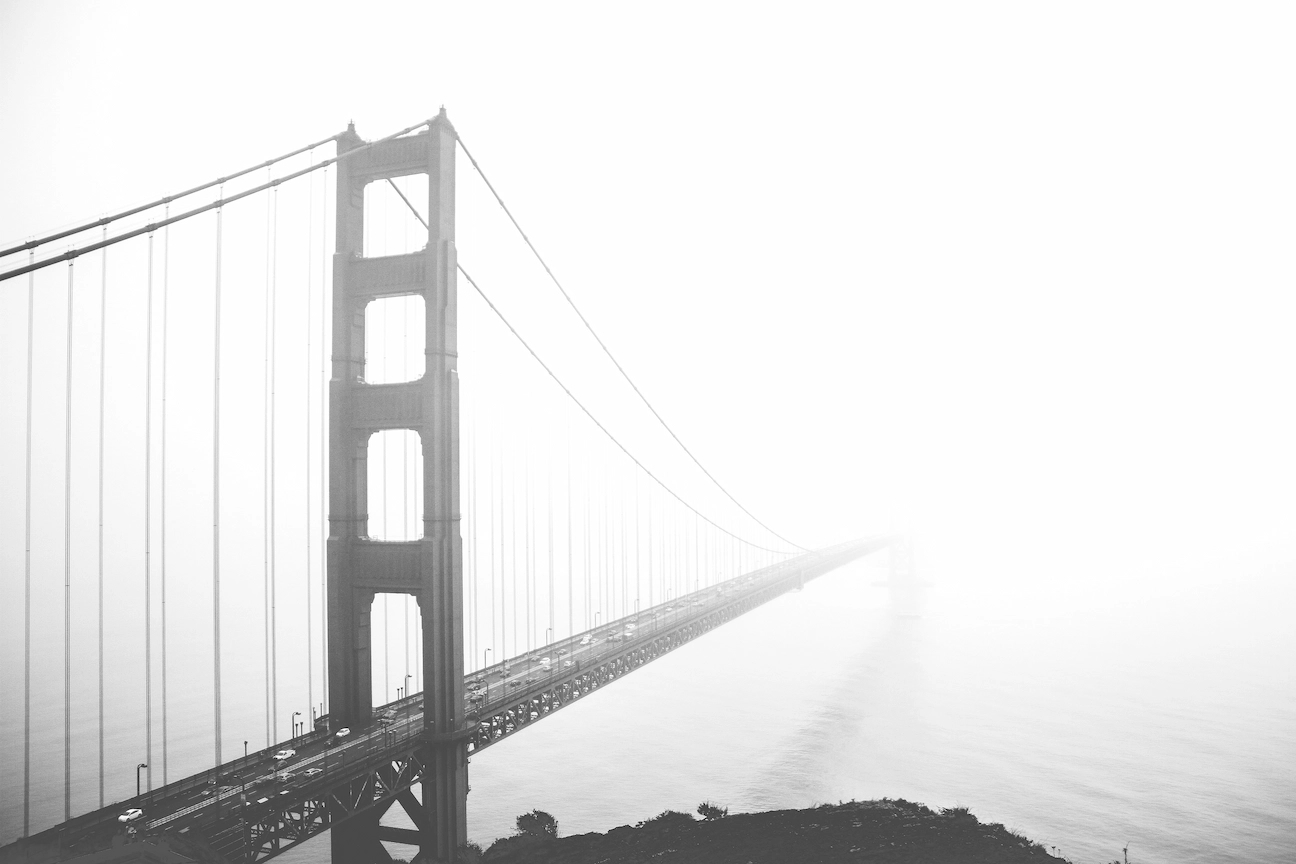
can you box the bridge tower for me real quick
[887,536,922,616]
[327,111,467,862]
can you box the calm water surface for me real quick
[283,552,1295,863]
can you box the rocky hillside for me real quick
[476,798,1057,864]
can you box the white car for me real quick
[272,749,296,761]
[303,768,322,777]
[579,635,592,646]
[118,808,144,824]
[332,727,351,742]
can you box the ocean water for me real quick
[281,551,1294,864]
[6,551,1293,863]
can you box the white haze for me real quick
[1,0,1294,854]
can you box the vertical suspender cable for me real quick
[548,452,554,644]
[621,468,627,619]
[511,456,518,656]
[382,314,389,698]
[269,185,279,738]
[263,177,273,747]
[634,472,639,613]
[213,195,224,774]
[320,164,330,713]
[160,211,170,784]
[489,426,495,668]
[525,451,531,651]
[22,252,34,837]
[306,150,315,725]
[144,231,154,792]
[473,408,479,670]
[97,233,107,807]
[498,438,504,661]
[63,260,75,821]
[584,445,590,630]
[566,416,572,638]
[604,456,611,620]
[402,294,409,688]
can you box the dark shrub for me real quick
[697,801,728,821]
[515,809,558,839]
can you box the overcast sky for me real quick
[3,0,1295,595]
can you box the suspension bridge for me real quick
[0,110,897,863]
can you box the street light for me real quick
[136,763,148,799]
[405,674,413,699]
[483,648,493,702]
[292,711,302,738]
[244,740,248,758]
[545,627,552,645]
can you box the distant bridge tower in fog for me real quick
[887,536,924,617]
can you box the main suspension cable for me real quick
[455,135,808,553]
[457,262,789,555]
[1,118,434,284]
[0,131,340,260]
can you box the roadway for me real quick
[22,543,872,860]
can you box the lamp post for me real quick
[405,673,412,699]
[136,763,148,799]
[292,711,301,739]
[484,648,493,702]
[545,627,552,646]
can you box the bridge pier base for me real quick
[330,806,390,863]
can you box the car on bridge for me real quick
[273,749,296,761]
[118,808,145,824]
[332,727,351,743]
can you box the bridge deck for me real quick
[0,538,886,863]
